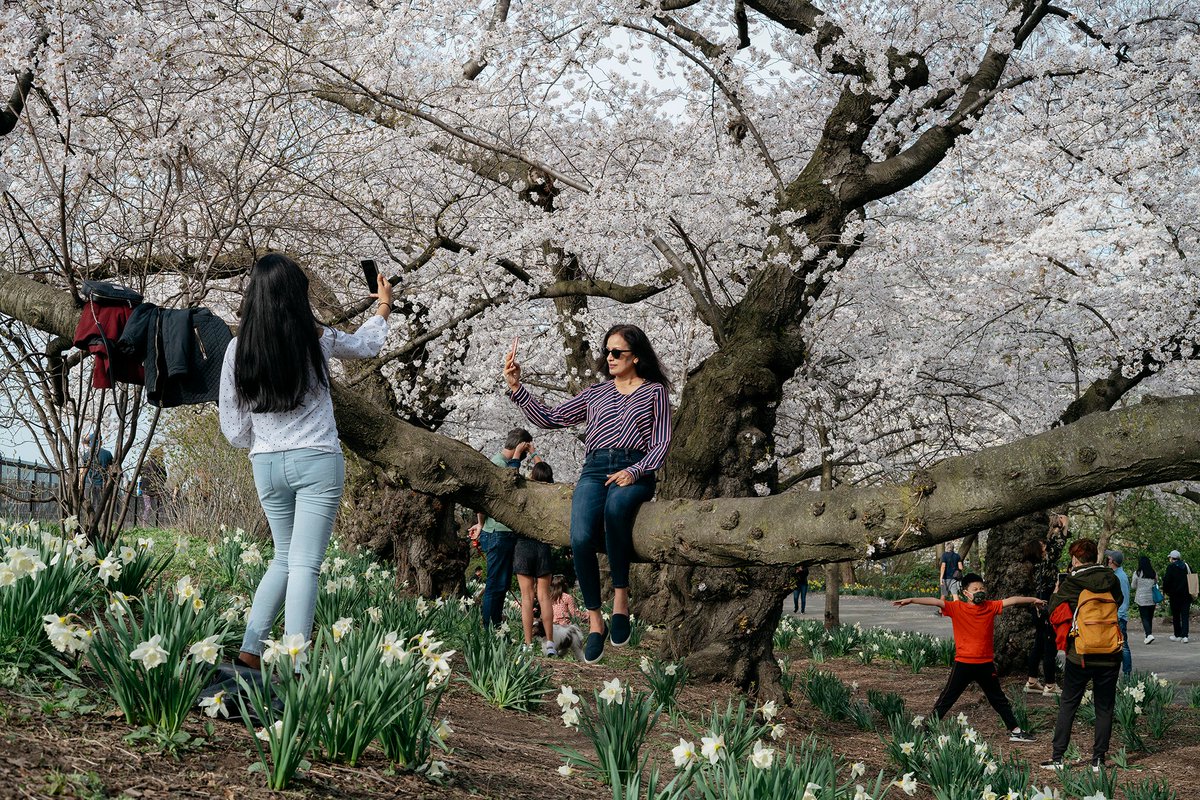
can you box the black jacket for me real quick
[1049,564,1124,667]
[118,305,231,407]
[1163,560,1193,598]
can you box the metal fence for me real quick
[0,456,62,522]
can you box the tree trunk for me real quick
[824,563,842,630]
[340,456,468,598]
[1097,493,1116,558]
[986,511,1070,674]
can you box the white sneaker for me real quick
[1145,634,1155,644]
[1185,637,1191,644]
[1169,635,1181,641]
[542,640,558,657]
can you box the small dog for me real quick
[550,623,585,661]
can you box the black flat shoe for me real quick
[585,624,608,664]
[610,613,631,647]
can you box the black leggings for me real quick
[1138,605,1155,637]
[1027,614,1056,684]
[932,661,1019,731]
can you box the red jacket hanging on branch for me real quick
[71,280,144,389]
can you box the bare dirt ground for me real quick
[2,632,1196,799]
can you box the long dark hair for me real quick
[1021,538,1046,564]
[1137,555,1156,580]
[596,324,672,390]
[234,253,328,413]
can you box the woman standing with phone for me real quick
[504,325,672,663]
[219,253,392,668]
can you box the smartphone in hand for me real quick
[360,259,379,292]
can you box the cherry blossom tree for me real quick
[2,0,1198,693]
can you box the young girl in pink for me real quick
[550,574,580,627]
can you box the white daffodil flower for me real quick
[256,720,283,742]
[895,772,917,795]
[130,634,169,670]
[700,733,725,764]
[279,633,309,666]
[427,760,447,779]
[899,741,915,756]
[850,762,866,779]
[560,707,580,728]
[557,764,574,777]
[1030,787,1061,800]
[853,785,872,800]
[367,606,383,623]
[749,740,775,770]
[556,686,580,709]
[97,555,122,584]
[671,738,697,767]
[188,634,222,665]
[599,678,625,705]
[199,690,229,718]
[758,700,778,721]
[331,617,354,642]
[770,723,785,740]
[175,575,197,603]
[664,663,678,676]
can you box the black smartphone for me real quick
[360,259,379,292]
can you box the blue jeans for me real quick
[480,529,516,627]
[792,583,808,613]
[570,448,655,611]
[1118,618,1131,674]
[241,449,344,655]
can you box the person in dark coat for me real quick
[1042,538,1124,772]
[1162,550,1193,642]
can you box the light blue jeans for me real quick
[241,449,345,655]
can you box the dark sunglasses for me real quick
[604,348,632,359]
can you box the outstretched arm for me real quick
[1002,596,1046,609]
[893,596,946,609]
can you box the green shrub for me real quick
[462,622,551,711]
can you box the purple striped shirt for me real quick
[509,381,672,481]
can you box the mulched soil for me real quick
[2,632,1197,799]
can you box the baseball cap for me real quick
[1104,550,1123,566]
[1169,550,1182,559]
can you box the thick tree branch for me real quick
[860,1,1051,203]
[4,267,1200,568]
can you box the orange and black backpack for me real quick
[1069,589,1123,664]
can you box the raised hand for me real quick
[503,335,521,392]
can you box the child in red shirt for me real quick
[894,572,1044,742]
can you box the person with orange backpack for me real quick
[1042,537,1125,773]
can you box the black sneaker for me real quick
[610,613,631,647]
[1009,730,1036,743]
[1091,756,1105,773]
[584,625,607,664]
[1039,759,1064,771]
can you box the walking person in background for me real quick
[1129,556,1159,644]
[1163,550,1193,643]
[219,253,392,669]
[792,564,810,614]
[504,323,672,664]
[467,428,537,629]
[1042,538,1124,772]
[1021,538,1060,696]
[80,433,114,515]
[939,543,964,604]
[1105,550,1133,675]
[514,461,558,655]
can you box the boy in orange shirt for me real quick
[894,573,1044,742]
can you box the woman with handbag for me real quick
[1129,555,1160,644]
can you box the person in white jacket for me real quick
[219,253,391,668]
[1129,555,1159,644]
